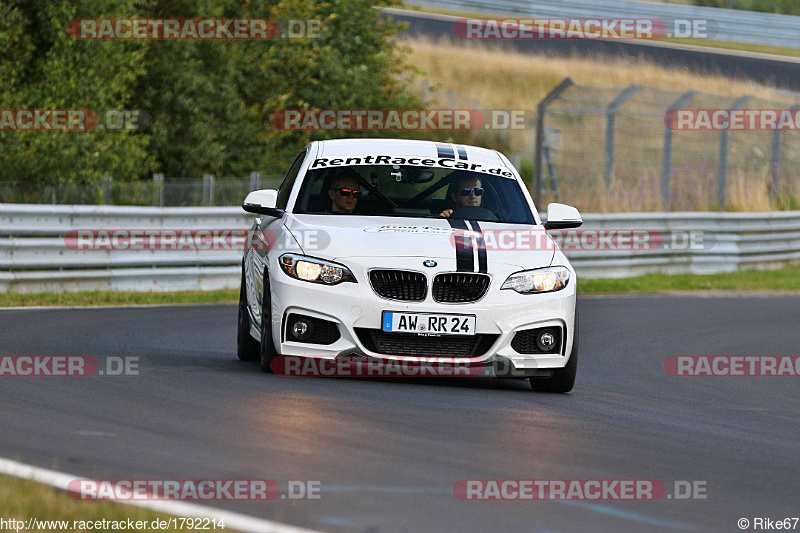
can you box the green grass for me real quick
[580,265,800,293]
[402,5,800,58]
[0,289,239,307]
[658,37,800,58]
[1,266,799,307]
[0,475,242,533]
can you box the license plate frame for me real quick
[381,311,477,336]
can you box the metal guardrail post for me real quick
[534,77,573,206]
[718,95,752,208]
[202,174,214,206]
[604,84,641,191]
[661,90,698,210]
[250,171,261,192]
[152,173,164,207]
[102,176,113,205]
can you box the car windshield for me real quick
[293,164,536,224]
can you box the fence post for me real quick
[250,171,261,192]
[770,126,781,201]
[604,84,641,191]
[529,125,536,187]
[152,173,164,206]
[661,90,698,210]
[102,176,113,205]
[718,95,752,208]
[769,104,799,201]
[202,174,214,206]
[542,130,560,202]
[534,77,573,206]
[511,151,522,172]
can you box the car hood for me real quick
[283,214,556,271]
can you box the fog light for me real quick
[291,320,313,341]
[536,330,557,352]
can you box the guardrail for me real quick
[404,0,800,49]
[569,211,800,278]
[0,205,252,293]
[1,205,799,292]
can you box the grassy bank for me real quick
[0,474,242,533]
[0,289,239,307]
[405,36,796,125]
[580,265,800,293]
[404,37,800,212]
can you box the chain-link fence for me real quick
[0,173,284,206]
[4,79,799,212]
[535,78,800,212]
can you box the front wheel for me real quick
[259,268,278,373]
[237,265,260,362]
[530,311,578,393]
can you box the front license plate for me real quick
[382,311,476,336]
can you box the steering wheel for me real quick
[450,205,499,221]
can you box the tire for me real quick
[237,265,261,362]
[259,268,278,373]
[530,310,578,393]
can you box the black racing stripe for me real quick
[436,142,455,159]
[468,220,488,273]
[456,145,468,160]
[447,218,473,272]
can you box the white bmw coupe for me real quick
[237,139,583,392]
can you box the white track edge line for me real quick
[0,457,324,533]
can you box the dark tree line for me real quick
[0,0,421,185]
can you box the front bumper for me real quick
[263,256,576,372]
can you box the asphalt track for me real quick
[1,295,798,532]
[387,9,800,91]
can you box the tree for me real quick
[1,0,422,186]
[0,0,153,186]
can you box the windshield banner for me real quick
[309,155,515,178]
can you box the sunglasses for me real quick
[459,187,484,197]
[335,188,362,199]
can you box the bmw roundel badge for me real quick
[423,259,437,268]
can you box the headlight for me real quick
[501,266,570,294]
[279,254,356,285]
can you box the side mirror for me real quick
[242,189,283,218]
[543,203,582,230]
